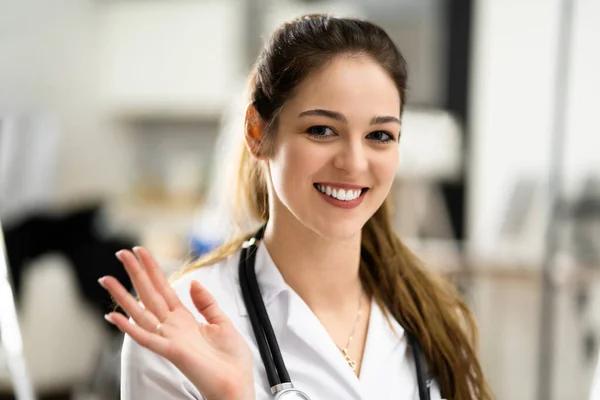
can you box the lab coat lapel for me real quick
[358,299,406,387]
[233,244,407,398]
[234,244,288,318]
[286,290,365,399]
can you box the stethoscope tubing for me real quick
[240,235,291,385]
[238,227,432,400]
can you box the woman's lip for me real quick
[314,182,368,190]
[314,186,367,209]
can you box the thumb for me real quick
[190,280,229,326]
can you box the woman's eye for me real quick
[306,126,335,138]
[367,131,395,143]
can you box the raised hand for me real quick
[100,247,254,400]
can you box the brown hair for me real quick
[177,14,492,399]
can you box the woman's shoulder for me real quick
[169,248,243,321]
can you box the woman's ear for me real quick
[244,105,266,159]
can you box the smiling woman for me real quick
[100,14,493,400]
[262,55,401,241]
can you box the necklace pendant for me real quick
[341,348,357,371]
[347,359,357,371]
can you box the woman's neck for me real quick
[262,213,363,312]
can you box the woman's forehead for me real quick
[282,57,402,121]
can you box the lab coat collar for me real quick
[286,289,407,398]
[234,243,288,317]
[358,298,406,385]
[232,242,407,356]
[231,242,409,397]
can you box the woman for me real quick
[99,14,492,400]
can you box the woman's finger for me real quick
[117,250,170,321]
[190,280,230,326]
[99,276,160,332]
[132,246,182,311]
[105,312,171,357]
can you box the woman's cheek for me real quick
[374,151,399,189]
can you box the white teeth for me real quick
[316,184,363,201]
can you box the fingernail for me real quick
[132,246,141,256]
[98,276,107,289]
[115,251,124,261]
[104,313,115,324]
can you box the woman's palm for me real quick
[101,247,254,400]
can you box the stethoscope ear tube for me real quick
[244,241,292,384]
[239,227,292,387]
[239,243,281,386]
[408,333,431,400]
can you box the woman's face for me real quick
[266,56,401,240]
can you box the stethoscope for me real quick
[238,226,433,399]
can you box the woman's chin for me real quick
[309,219,365,242]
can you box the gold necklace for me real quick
[338,288,363,371]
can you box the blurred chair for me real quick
[0,115,121,398]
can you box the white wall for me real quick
[1,0,84,202]
[0,0,135,208]
[468,0,600,265]
[0,0,248,210]
[563,0,600,192]
[98,1,244,117]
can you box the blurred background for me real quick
[1,0,599,399]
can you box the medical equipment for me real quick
[238,226,433,400]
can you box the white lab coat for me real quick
[121,243,443,400]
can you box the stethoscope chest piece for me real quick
[272,388,312,399]
[272,381,312,399]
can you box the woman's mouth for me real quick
[313,183,369,209]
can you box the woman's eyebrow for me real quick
[370,115,401,125]
[298,109,347,123]
[298,109,400,125]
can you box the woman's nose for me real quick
[332,139,369,174]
